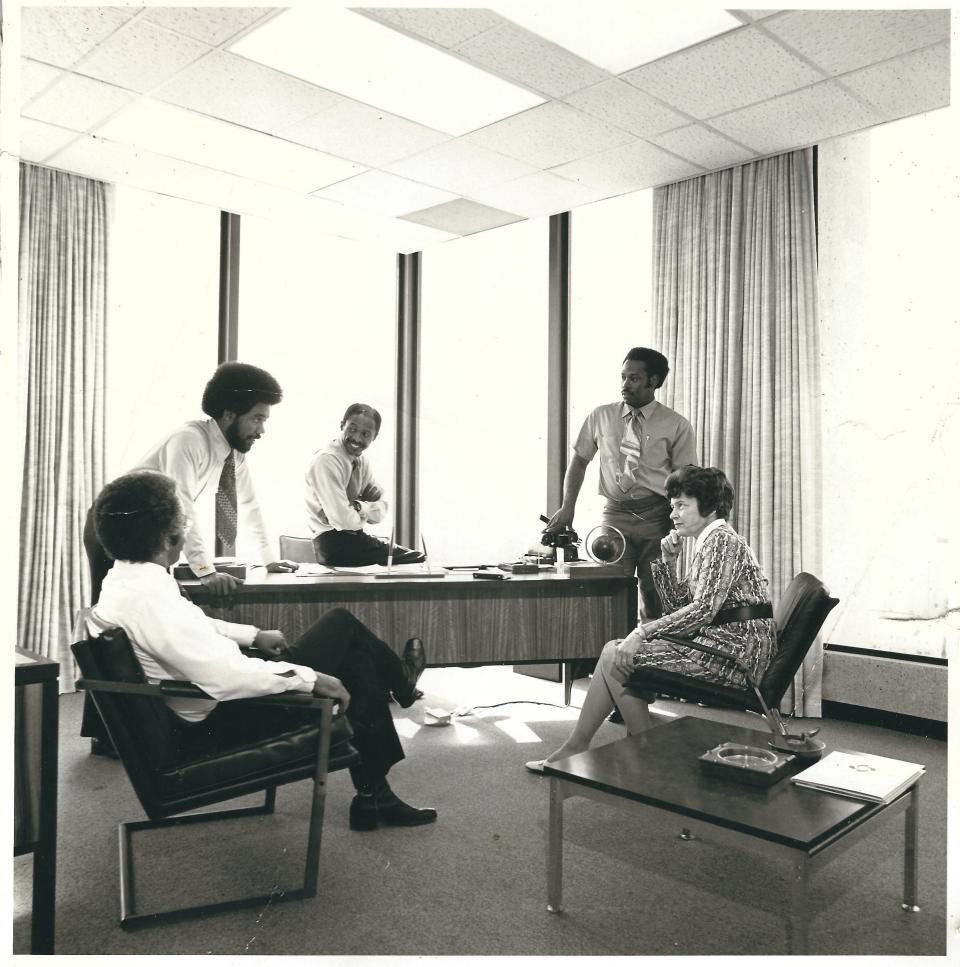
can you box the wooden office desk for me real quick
[14,649,60,955]
[184,568,637,699]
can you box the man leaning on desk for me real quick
[81,361,298,755]
[543,347,697,620]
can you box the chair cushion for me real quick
[627,667,763,713]
[158,718,356,799]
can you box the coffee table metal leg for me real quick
[547,778,564,913]
[786,857,810,955]
[902,783,921,912]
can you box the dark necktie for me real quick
[215,452,238,557]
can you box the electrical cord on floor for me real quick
[453,700,571,717]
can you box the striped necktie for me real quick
[215,452,238,556]
[619,408,644,488]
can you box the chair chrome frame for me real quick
[77,676,343,930]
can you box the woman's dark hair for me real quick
[341,403,382,434]
[201,362,282,418]
[94,471,182,563]
[665,465,734,519]
[623,347,669,387]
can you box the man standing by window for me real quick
[543,347,697,619]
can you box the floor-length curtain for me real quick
[652,148,822,716]
[17,163,108,680]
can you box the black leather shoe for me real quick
[90,738,120,759]
[349,794,380,831]
[402,637,426,685]
[378,799,437,827]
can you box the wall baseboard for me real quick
[822,645,948,723]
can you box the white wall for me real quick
[818,107,959,658]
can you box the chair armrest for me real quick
[654,632,756,684]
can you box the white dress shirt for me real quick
[305,438,388,535]
[133,418,275,577]
[573,400,698,502]
[87,560,316,722]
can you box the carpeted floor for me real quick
[13,666,949,957]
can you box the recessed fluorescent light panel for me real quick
[229,6,544,136]
[492,2,741,74]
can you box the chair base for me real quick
[118,786,321,930]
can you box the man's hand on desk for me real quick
[266,560,299,573]
[313,674,350,712]
[253,629,289,658]
[200,571,244,596]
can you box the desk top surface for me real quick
[182,564,634,598]
[545,716,906,851]
[14,648,60,685]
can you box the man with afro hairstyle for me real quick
[81,362,297,754]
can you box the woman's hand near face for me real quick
[660,529,682,562]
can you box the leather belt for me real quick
[710,603,773,625]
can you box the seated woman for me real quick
[305,403,424,567]
[89,470,435,831]
[527,465,776,772]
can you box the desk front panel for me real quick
[189,573,636,666]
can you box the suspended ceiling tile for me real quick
[649,123,758,170]
[22,73,138,133]
[144,7,273,47]
[400,198,524,237]
[20,118,80,164]
[466,171,610,220]
[386,219,460,254]
[839,43,950,122]
[21,59,63,105]
[564,78,688,138]
[155,50,344,135]
[465,101,633,169]
[552,139,703,194]
[763,9,950,76]
[737,10,782,21]
[454,23,609,99]
[73,19,210,94]
[312,171,459,218]
[285,99,450,168]
[97,100,363,193]
[143,7,275,47]
[355,7,503,49]
[709,80,881,155]
[622,25,823,120]
[385,139,537,196]
[21,5,136,68]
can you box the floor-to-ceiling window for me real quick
[818,106,957,658]
[238,218,396,547]
[420,219,548,564]
[105,184,220,482]
[569,191,655,540]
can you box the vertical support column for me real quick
[395,252,421,550]
[547,212,571,513]
[218,211,240,364]
[902,783,921,912]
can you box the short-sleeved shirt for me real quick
[573,400,697,502]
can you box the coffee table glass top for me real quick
[543,716,902,850]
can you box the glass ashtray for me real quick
[715,744,780,768]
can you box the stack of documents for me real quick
[791,750,925,803]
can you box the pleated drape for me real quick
[17,163,107,680]
[652,148,823,716]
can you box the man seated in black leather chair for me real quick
[88,469,437,831]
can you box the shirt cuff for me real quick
[191,561,216,578]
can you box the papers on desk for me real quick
[295,564,362,576]
[791,750,925,803]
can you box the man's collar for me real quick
[619,399,659,418]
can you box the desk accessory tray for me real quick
[699,742,796,787]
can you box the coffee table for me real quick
[544,716,920,954]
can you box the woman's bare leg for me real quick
[544,639,653,762]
